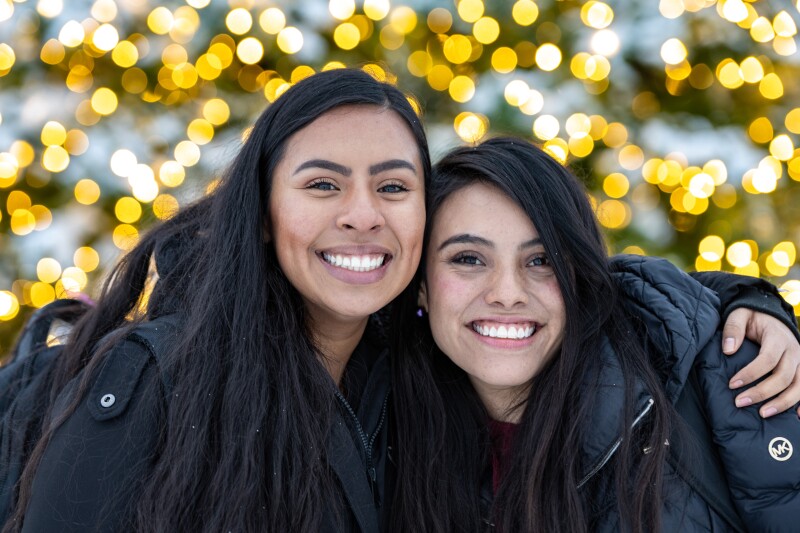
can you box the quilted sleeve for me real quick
[694,333,800,532]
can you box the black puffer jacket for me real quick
[579,255,800,531]
[18,317,391,533]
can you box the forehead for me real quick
[431,182,539,240]
[282,105,419,158]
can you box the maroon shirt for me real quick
[488,419,519,492]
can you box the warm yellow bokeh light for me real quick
[92,23,119,52]
[159,160,186,187]
[58,20,85,47]
[74,179,101,204]
[115,196,142,223]
[750,17,775,42]
[473,17,500,44]
[512,0,539,26]
[277,27,303,54]
[74,246,100,272]
[699,235,726,262]
[535,44,562,71]
[364,0,390,21]
[0,291,20,321]
[41,121,67,146]
[661,38,688,65]
[148,7,173,35]
[533,115,560,141]
[153,194,179,220]
[30,282,56,308]
[759,73,784,99]
[727,241,753,267]
[748,117,773,143]
[458,0,484,23]
[603,173,629,198]
[113,224,139,250]
[596,199,631,229]
[581,1,614,29]
[449,76,476,103]
[37,258,62,284]
[770,134,794,161]
[226,8,253,35]
[454,112,488,143]
[389,6,417,34]
[203,98,230,125]
[175,140,201,167]
[329,0,356,21]
[91,87,118,115]
[443,34,473,64]
[42,146,70,172]
[236,37,264,65]
[259,8,286,34]
[334,23,361,50]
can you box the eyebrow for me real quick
[294,159,351,176]
[436,234,542,252]
[293,158,416,177]
[369,159,416,175]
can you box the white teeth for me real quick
[472,323,535,339]
[322,253,387,272]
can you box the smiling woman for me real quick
[420,181,565,421]
[391,136,800,532]
[6,69,430,533]
[269,106,424,379]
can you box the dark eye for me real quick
[307,179,338,191]
[528,254,550,267]
[378,182,409,194]
[452,253,484,266]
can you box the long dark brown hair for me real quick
[390,137,672,532]
[7,68,430,532]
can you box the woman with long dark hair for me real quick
[391,137,800,532]
[3,69,798,532]
[7,68,430,532]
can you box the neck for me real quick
[473,381,526,424]
[309,315,370,385]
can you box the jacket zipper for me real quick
[577,398,654,489]
[335,390,390,507]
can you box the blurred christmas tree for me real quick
[1,0,799,353]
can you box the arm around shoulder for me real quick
[693,333,800,531]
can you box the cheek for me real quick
[426,271,472,325]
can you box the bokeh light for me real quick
[1,0,799,338]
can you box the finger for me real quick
[722,308,751,355]
[759,370,800,418]
[734,353,794,407]
[729,340,783,389]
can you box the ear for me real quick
[417,281,429,312]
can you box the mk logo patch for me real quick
[768,437,793,461]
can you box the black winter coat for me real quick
[19,318,391,533]
[544,256,800,531]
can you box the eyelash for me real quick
[306,178,338,191]
[450,253,484,266]
[378,181,409,194]
[305,179,409,193]
[528,254,550,267]
[449,253,551,268]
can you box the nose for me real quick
[484,266,528,308]
[336,183,385,232]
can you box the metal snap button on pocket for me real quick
[100,393,116,408]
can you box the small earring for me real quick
[416,307,425,318]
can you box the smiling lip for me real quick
[469,319,539,347]
[317,246,393,285]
